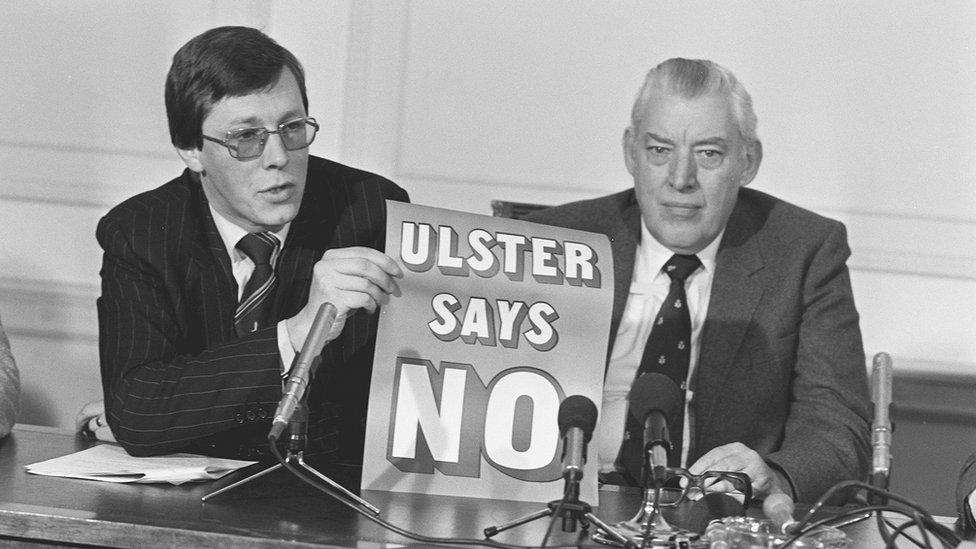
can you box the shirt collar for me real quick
[209,205,290,263]
[633,220,724,289]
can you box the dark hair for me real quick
[165,26,308,150]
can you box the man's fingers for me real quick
[75,400,106,431]
[689,444,739,474]
[316,256,401,296]
[322,247,403,278]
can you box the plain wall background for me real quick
[0,0,973,514]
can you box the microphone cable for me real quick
[268,435,595,549]
[777,480,961,549]
[538,481,570,548]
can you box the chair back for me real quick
[490,200,548,220]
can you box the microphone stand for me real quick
[201,387,376,514]
[202,386,379,514]
[482,475,637,549]
[599,443,697,547]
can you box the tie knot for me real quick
[664,254,701,282]
[236,232,279,265]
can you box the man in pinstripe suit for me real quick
[96,27,408,466]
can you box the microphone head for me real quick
[557,395,598,441]
[629,373,683,423]
[871,352,893,426]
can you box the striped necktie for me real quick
[619,253,702,481]
[234,232,279,337]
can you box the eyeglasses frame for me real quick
[202,116,319,160]
[656,466,753,508]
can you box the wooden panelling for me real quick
[1,277,100,429]
[890,370,976,516]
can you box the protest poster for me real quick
[361,201,613,504]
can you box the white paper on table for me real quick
[25,443,257,485]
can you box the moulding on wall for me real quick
[851,248,976,282]
[0,273,972,429]
[0,276,98,342]
[0,142,182,210]
[893,369,976,425]
[0,272,970,374]
[390,173,976,283]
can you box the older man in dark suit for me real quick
[96,26,408,465]
[526,58,870,503]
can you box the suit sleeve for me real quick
[96,214,282,457]
[0,317,19,437]
[958,452,976,533]
[764,222,872,502]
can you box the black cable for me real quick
[876,509,896,547]
[882,514,929,549]
[780,504,898,548]
[778,481,961,549]
[914,510,934,549]
[884,511,938,549]
[912,513,960,549]
[269,435,586,549]
[539,482,570,548]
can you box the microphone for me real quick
[555,395,598,533]
[557,395,599,484]
[629,373,683,487]
[869,352,893,500]
[269,302,338,441]
[763,492,798,534]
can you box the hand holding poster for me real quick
[362,202,613,504]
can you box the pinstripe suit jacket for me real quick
[958,452,976,533]
[97,155,408,461]
[525,187,871,502]
[0,316,19,437]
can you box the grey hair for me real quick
[630,58,759,144]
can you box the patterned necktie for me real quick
[619,253,702,481]
[234,232,279,337]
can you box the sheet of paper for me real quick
[26,443,257,485]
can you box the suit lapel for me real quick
[693,200,766,440]
[185,174,238,342]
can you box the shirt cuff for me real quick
[277,320,297,375]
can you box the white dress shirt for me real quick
[209,206,297,372]
[597,220,723,473]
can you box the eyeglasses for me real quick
[654,467,752,507]
[202,117,319,160]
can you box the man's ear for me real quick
[176,147,204,173]
[622,126,637,176]
[739,140,763,187]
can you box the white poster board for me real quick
[361,202,613,504]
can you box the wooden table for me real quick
[0,425,961,547]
